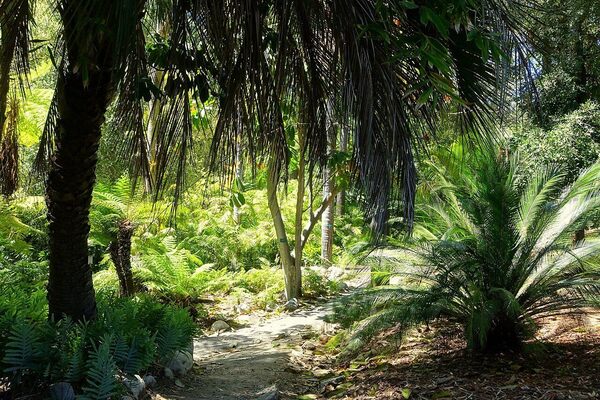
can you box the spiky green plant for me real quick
[337,145,600,353]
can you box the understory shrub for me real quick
[0,288,196,399]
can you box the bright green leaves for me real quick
[230,176,246,209]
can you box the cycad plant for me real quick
[339,145,600,353]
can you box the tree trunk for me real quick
[321,102,336,264]
[336,120,349,217]
[0,92,19,197]
[292,124,307,297]
[233,116,244,225]
[267,158,300,300]
[0,23,18,197]
[46,71,113,321]
[110,220,135,297]
[0,23,16,142]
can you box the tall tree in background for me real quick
[321,100,336,264]
[336,121,349,217]
[527,0,600,120]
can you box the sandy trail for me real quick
[156,301,337,400]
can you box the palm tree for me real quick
[2,0,536,319]
[203,0,536,297]
[336,145,600,353]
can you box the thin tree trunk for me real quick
[144,68,165,194]
[46,71,113,321]
[321,102,336,264]
[292,124,307,297]
[233,117,244,225]
[267,158,300,300]
[336,121,348,217]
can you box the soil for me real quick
[153,303,600,400]
[153,300,338,400]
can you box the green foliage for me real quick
[510,101,600,185]
[334,144,600,354]
[80,336,119,400]
[0,288,196,397]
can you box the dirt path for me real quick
[156,301,338,400]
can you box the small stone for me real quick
[257,385,279,400]
[301,331,314,340]
[49,382,75,400]
[174,379,185,388]
[312,368,333,378]
[143,374,157,388]
[284,298,299,311]
[338,282,349,291]
[211,320,231,332]
[167,350,194,376]
[164,366,175,380]
[302,341,317,350]
[123,374,146,399]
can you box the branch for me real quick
[300,188,339,250]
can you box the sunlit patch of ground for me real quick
[299,311,600,399]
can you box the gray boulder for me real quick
[167,350,194,376]
[284,298,299,311]
[211,320,231,332]
[123,374,146,399]
[143,374,157,388]
[164,366,175,379]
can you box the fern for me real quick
[79,335,119,400]
[2,321,44,375]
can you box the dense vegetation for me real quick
[0,0,598,398]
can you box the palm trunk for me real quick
[321,102,336,264]
[336,121,348,217]
[46,71,113,321]
[267,158,300,300]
